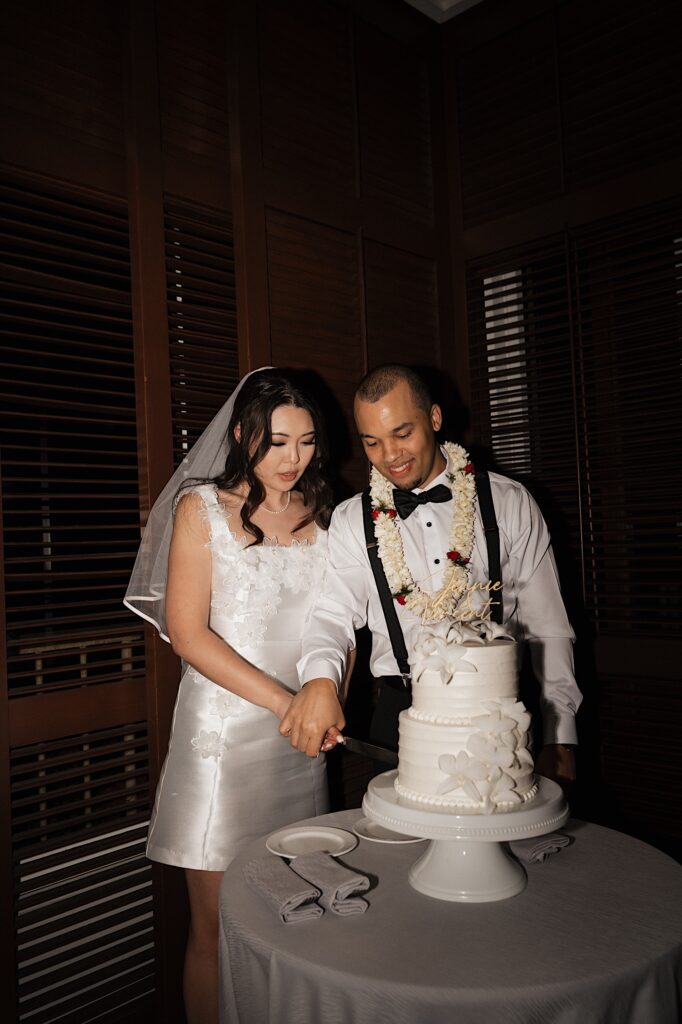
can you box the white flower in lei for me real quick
[369,441,477,622]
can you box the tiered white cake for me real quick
[395,621,538,814]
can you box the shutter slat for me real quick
[164,197,239,466]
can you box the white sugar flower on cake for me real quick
[437,751,489,801]
[482,768,524,809]
[466,733,516,769]
[471,705,521,737]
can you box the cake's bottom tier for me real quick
[396,712,537,813]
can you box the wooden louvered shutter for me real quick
[165,198,239,464]
[0,173,153,1020]
[569,200,682,637]
[568,201,682,841]
[467,197,682,845]
[467,238,581,546]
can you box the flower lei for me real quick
[369,442,476,622]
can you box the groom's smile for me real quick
[354,379,445,491]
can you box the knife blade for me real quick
[340,736,398,766]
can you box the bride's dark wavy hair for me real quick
[210,368,333,546]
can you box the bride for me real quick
[125,368,347,1024]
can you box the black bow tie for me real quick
[393,484,451,520]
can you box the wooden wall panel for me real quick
[245,0,448,490]
[356,21,434,224]
[0,3,124,155]
[0,3,127,193]
[364,240,439,367]
[267,210,363,380]
[266,208,366,487]
[448,0,682,236]
[158,0,231,208]
[559,0,682,193]
[259,0,356,200]
[455,13,560,228]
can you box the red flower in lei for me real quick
[464,462,475,475]
[373,506,397,520]
[447,550,470,566]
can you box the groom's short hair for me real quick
[356,364,432,414]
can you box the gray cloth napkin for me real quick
[509,832,571,864]
[290,851,370,916]
[243,855,323,923]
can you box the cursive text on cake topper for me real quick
[451,579,503,623]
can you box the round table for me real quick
[219,809,682,1024]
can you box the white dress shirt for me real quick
[298,451,582,744]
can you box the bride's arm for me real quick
[165,492,292,720]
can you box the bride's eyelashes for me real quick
[270,440,316,448]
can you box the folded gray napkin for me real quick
[509,832,571,864]
[243,855,323,923]
[290,851,370,916]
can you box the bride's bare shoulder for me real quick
[215,487,246,513]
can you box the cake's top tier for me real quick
[410,620,517,722]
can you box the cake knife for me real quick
[339,736,398,766]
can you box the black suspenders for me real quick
[361,491,411,680]
[475,469,503,625]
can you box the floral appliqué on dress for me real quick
[191,730,225,760]
[199,485,327,648]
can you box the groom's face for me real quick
[354,380,444,491]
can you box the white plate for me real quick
[352,816,427,844]
[266,825,358,859]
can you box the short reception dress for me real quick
[146,484,329,871]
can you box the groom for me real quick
[280,365,582,784]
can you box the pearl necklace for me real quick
[261,491,291,515]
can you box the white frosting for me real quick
[396,621,537,814]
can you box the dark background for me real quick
[1,0,680,1020]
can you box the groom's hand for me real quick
[535,744,576,790]
[279,678,345,757]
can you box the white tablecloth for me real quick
[219,810,682,1024]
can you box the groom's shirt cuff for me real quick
[300,658,342,689]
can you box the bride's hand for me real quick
[279,678,345,757]
[320,726,345,753]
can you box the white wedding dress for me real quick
[146,485,330,871]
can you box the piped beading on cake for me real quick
[396,620,538,814]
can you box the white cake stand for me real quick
[362,771,568,903]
